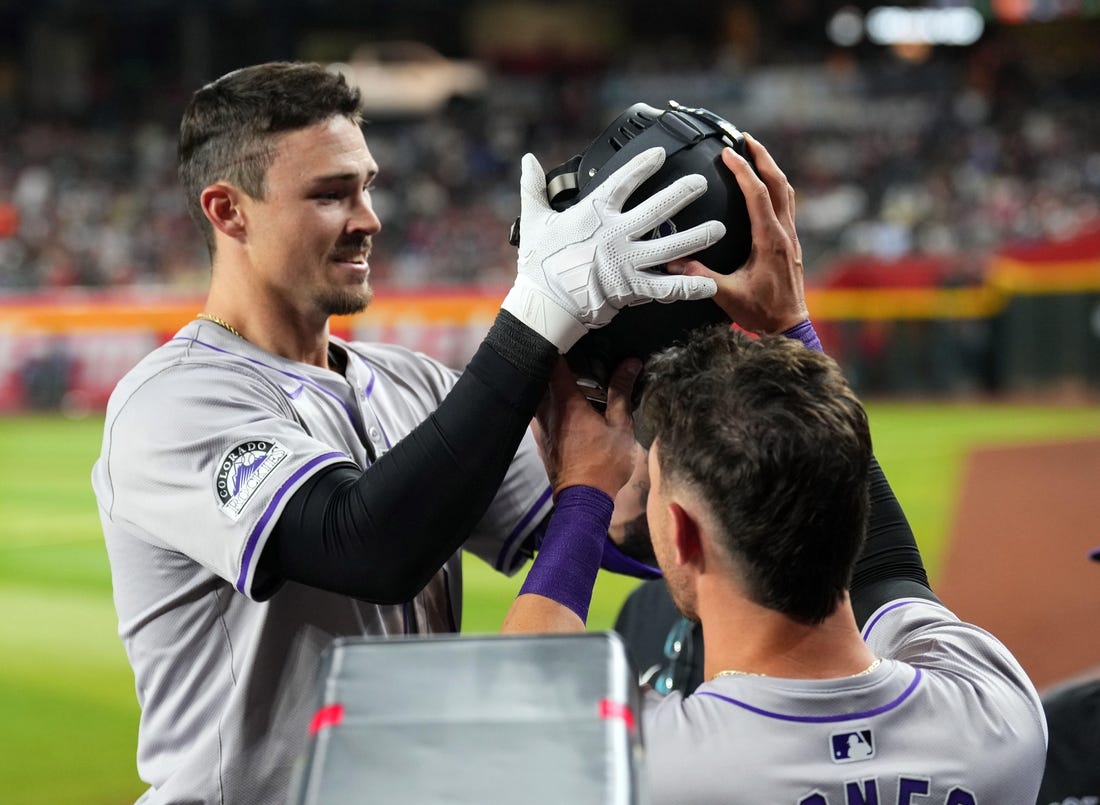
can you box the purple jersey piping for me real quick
[351,351,395,449]
[178,336,360,426]
[861,599,920,641]
[361,361,377,398]
[235,451,347,594]
[494,485,554,571]
[696,668,923,723]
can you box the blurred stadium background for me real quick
[1,1,1099,802]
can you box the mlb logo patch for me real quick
[830,729,874,763]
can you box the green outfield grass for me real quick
[2,404,1100,803]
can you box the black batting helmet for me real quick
[511,100,755,407]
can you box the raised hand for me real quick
[503,146,725,351]
[532,357,641,498]
[666,134,808,335]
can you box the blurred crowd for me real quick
[1,48,1098,293]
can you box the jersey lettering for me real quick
[945,790,976,805]
[899,777,931,803]
[846,780,879,804]
[797,779,977,805]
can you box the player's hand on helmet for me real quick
[502,146,725,352]
[666,134,808,335]
[532,358,640,498]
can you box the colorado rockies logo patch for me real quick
[215,439,290,520]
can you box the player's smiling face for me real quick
[242,116,382,317]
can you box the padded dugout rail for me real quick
[288,631,647,804]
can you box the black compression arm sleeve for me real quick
[259,311,557,603]
[849,457,941,628]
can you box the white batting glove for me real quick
[502,146,725,351]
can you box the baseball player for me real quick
[91,62,724,804]
[1035,547,1100,804]
[502,138,1048,802]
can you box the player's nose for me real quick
[349,189,382,236]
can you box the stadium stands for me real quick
[1,41,1096,293]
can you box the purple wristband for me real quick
[782,319,823,352]
[601,537,662,580]
[518,486,612,623]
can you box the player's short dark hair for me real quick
[178,61,363,255]
[635,326,872,625]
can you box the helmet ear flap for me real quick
[534,101,756,409]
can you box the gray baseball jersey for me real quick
[92,319,553,804]
[642,598,1047,804]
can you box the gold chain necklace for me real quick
[196,312,345,372]
[196,312,243,339]
[712,668,766,679]
[713,657,882,681]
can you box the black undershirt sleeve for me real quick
[849,456,942,628]
[256,311,557,604]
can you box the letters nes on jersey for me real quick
[215,440,290,520]
[800,776,977,804]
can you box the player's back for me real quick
[641,599,1047,804]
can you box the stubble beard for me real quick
[321,236,374,316]
[666,571,699,623]
[315,282,373,317]
[654,530,698,622]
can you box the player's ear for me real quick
[200,183,247,242]
[668,501,702,567]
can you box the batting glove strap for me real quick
[501,279,590,352]
[508,146,723,352]
[484,309,559,384]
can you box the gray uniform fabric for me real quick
[92,319,552,804]
[642,599,1048,805]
